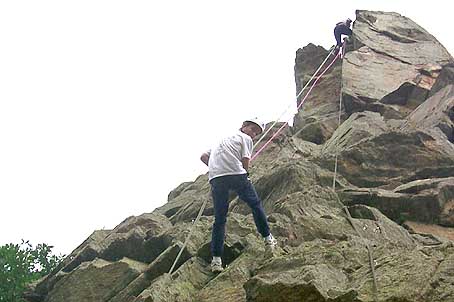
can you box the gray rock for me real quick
[319,127,454,188]
[100,213,173,263]
[353,10,452,66]
[402,84,454,143]
[340,187,444,225]
[134,258,212,302]
[429,63,454,97]
[293,44,344,144]
[155,174,213,223]
[32,214,171,300]
[394,178,454,226]
[421,252,454,301]
[46,258,147,302]
[343,10,453,119]
[167,181,194,201]
[33,230,110,298]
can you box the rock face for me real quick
[342,10,453,119]
[25,10,454,302]
[403,84,454,143]
[293,44,343,144]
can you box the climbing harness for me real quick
[168,46,342,275]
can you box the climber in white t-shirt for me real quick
[200,119,277,273]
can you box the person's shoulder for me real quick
[237,130,251,139]
[237,131,253,145]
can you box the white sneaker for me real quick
[211,259,223,273]
[264,234,277,252]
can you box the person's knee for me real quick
[213,215,227,227]
[248,198,264,211]
[242,192,259,206]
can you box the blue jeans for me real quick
[210,174,271,257]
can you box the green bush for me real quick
[0,240,64,302]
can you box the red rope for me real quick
[251,50,341,161]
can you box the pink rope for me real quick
[251,51,340,161]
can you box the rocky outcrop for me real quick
[316,111,454,192]
[27,213,172,301]
[293,44,344,144]
[353,11,452,66]
[343,10,453,119]
[429,63,454,97]
[155,174,213,223]
[394,178,454,226]
[46,258,147,302]
[25,9,454,302]
[403,84,454,143]
[339,177,454,226]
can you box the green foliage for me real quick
[0,240,64,302]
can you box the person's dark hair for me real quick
[242,121,254,128]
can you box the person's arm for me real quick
[240,133,253,173]
[241,157,250,171]
[200,153,210,166]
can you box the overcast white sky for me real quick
[1,1,453,255]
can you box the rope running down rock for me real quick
[168,47,341,276]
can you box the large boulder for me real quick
[155,174,213,223]
[339,177,454,226]
[402,84,454,143]
[343,10,453,119]
[30,230,111,299]
[100,212,173,263]
[352,10,452,66]
[31,213,171,300]
[394,177,454,226]
[134,258,212,302]
[46,258,147,302]
[244,205,454,302]
[318,111,454,188]
[428,63,454,97]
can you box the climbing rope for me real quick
[252,50,341,161]
[253,47,337,149]
[335,43,378,302]
[343,206,379,302]
[332,42,346,190]
[168,44,343,276]
[168,48,340,276]
[168,197,209,275]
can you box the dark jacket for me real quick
[334,21,352,46]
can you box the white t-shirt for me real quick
[206,131,253,180]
